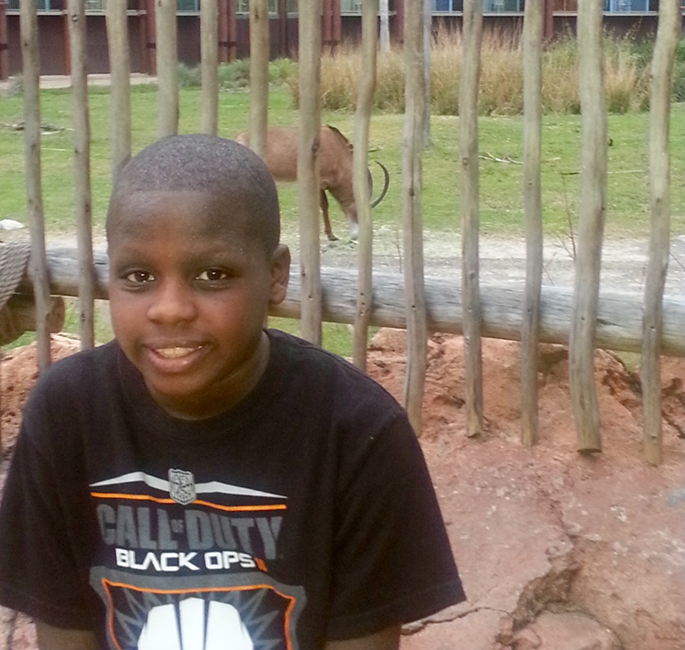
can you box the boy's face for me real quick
[107,190,290,420]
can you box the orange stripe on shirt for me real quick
[90,492,286,512]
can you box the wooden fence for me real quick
[7,0,684,466]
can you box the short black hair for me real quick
[107,134,280,253]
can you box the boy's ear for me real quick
[269,244,291,305]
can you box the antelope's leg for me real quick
[320,190,338,241]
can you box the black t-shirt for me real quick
[0,330,465,649]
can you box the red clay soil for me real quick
[1,331,684,650]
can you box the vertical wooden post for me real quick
[278,0,288,57]
[156,0,178,139]
[521,0,544,447]
[459,0,484,438]
[569,0,606,453]
[298,0,323,345]
[402,0,427,435]
[20,0,52,370]
[0,1,9,81]
[146,0,157,76]
[107,0,132,178]
[218,0,229,63]
[352,0,378,372]
[67,0,95,351]
[249,0,269,158]
[201,0,219,136]
[641,0,680,466]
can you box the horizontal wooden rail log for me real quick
[16,247,685,358]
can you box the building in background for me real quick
[0,0,676,78]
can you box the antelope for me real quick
[235,125,390,241]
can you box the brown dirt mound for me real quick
[1,334,81,457]
[368,329,684,454]
[366,330,685,650]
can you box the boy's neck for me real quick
[146,331,272,422]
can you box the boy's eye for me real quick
[125,270,154,284]
[196,269,229,282]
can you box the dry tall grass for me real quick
[286,28,653,115]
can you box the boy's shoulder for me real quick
[268,329,384,384]
[28,340,121,403]
[16,341,124,452]
[41,338,119,375]
[266,329,405,416]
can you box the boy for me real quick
[0,135,465,649]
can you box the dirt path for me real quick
[30,227,685,299]
[310,229,685,298]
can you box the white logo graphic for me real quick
[90,472,287,500]
[168,469,196,505]
[137,598,254,650]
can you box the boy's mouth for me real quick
[154,346,200,359]
[143,342,208,369]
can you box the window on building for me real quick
[340,0,362,12]
[433,0,524,12]
[433,0,455,10]
[603,0,650,11]
[7,0,57,10]
[483,0,524,11]
[5,0,200,11]
[176,0,200,11]
[235,0,282,14]
[81,0,202,11]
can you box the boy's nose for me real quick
[146,280,198,324]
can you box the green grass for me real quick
[1,84,685,356]
[321,108,685,240]
[2,86,684,238]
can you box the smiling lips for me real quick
[146,343,207,367]
[154,346,201,359]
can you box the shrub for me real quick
[214,58,297,90]
[218,59,251,88]
[177,62,202,87]
[542,36,580,114]
[269,57,298,85]
[604,32,649,113]
[320,46,359,110]
[285,29,662,116]
[374,49,406,112]
[284,72,300,108]
[478,30,523,115]
[673,62,685,102]
[5,75,23,97]
[430,34,458,116]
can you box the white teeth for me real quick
[155,347,196,359]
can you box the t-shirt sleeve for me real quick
[326,413,466,640]
[0,406,95,629]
